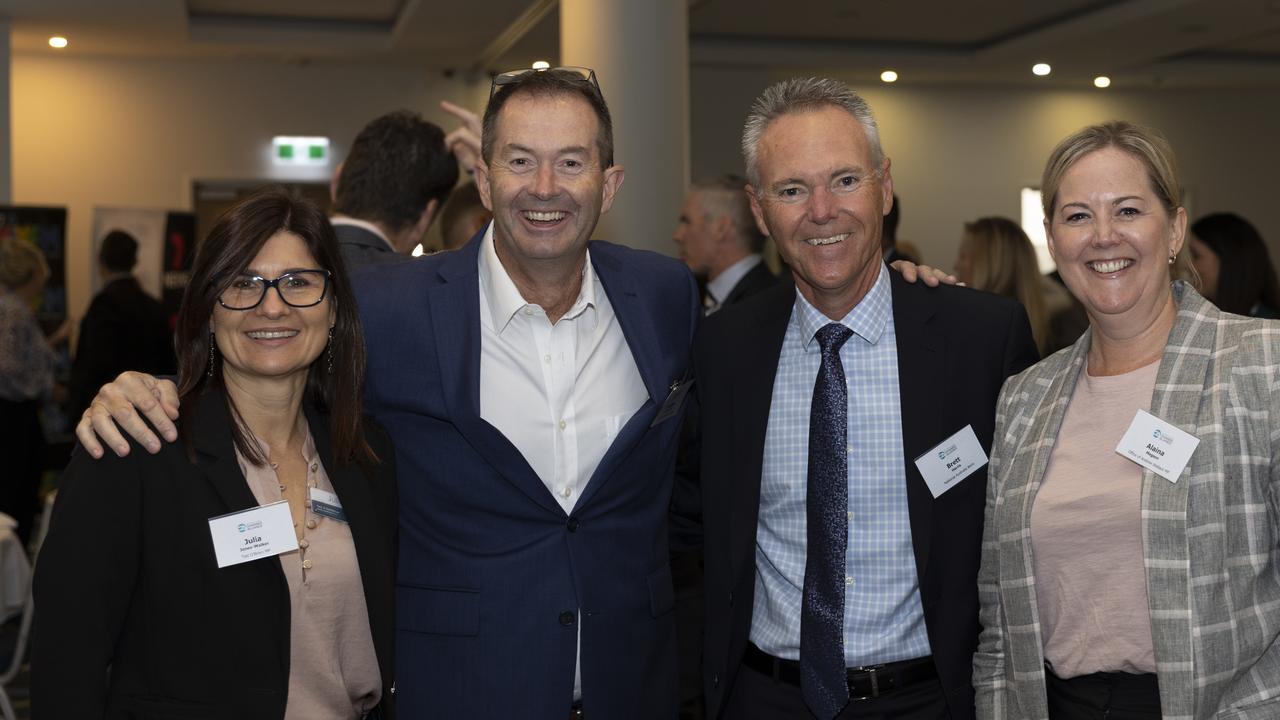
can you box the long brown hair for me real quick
[175,187,376,467]
[962,217,1051,355]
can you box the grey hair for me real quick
[688,174,766,253]
[741,77,885,190]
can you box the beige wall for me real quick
[691,66,1280,273]
[12,53,488,320]
[12,55,1280,319]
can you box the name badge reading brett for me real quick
[1115,409,1200,483]
[914,425,989,499]
[208,501,299,568]
[309,487,347,522]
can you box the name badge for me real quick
[1115,409,1200,483]
[309,487,347,523]
[650,379,694,428]
[207,501,299,568]
[914,425,989,499]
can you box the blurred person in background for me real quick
[437,181,492,251]
[0,238,69,543]
[673,174,778,314]
[69,229,176,421]
[954,216,1085,355]
[1188,212,1280,318]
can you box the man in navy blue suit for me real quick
[76,68,700,719]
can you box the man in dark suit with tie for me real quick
[674,174,779,314]
[329,110,459,268]
[688,78,1038,719]
[76,68,700,719]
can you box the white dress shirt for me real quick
[704,254,763,314]
[476,224,648,696]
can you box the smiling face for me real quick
[475,92,624,276]
[746,106,892,319]
[1046,146,1186,324]
[211,231,335,389]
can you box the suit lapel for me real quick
[1142,285,1214,718]
[730,284,794,583]
[427,241,561,515]
[575,247,667,509]
[890,275,948,578]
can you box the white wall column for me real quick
[560,0,688,256]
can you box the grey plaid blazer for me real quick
[974,283,1280,720]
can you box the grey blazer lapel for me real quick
[1142,284,1217,720]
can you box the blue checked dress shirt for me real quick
[750,263,933,666]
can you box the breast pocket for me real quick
[396,585,480,636]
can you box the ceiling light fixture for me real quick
[1032,63,1052,76]
[48,36,68,49]
[880,70,899,83]
[531,60,551,70]
[1093,76,1112,88]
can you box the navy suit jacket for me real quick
[353,232,700,718]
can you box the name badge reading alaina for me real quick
[207,501,299,568]
[914,425,989,499]
[1115,409,1200,483]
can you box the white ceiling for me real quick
[5,0,1280,87]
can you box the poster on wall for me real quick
[0,206,69,337]
[162,212,197,328]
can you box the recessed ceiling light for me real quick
[48,36,68,49]
[1032,63,1052,76]
[1094,76,1112,88]
[531,60,551,70]
[880,70,899,83]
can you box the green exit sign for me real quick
[272,136,329,165]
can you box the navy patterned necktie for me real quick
[800,322,854,719]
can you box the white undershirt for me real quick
[476,224,648,698]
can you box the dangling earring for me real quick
[326,327,335,374]
[207,332,217,378]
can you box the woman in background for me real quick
[1188,211,1280,318]
[33,189,397,719]
[954,216,1084,354]
[0,238,68,543]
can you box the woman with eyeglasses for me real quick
[32,188,397,719]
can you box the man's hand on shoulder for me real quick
[890,260,963,287]
[75,371,181,459]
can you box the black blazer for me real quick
[720,261,780,308]
[335,223,409,271]
[32,390,397,720]
[690,273,1038,719]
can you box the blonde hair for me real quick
[1040,120,1197,286]
[0,238,47,290]
[962,217,1052,355]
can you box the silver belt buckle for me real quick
[849,664,885,701]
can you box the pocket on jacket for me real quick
[1221,694,1280,719]
[647,565,675,617]
[396,584,480,636]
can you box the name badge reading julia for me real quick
[1115,409,1200,483]
[208,501,299,568]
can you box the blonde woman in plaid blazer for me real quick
[975,122,1280,720]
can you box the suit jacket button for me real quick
[727,591,733,606]
[567,517,580,532]
[559,610,575,626]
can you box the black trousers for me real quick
[1046,668,1161,720]
[723,660,950,719]
[0,398,43,544]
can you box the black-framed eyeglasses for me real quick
[217,270,332,311]
[490,66,599,99]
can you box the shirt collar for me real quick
[477,223,597,334]
[794,262,892,349]
[329,216,396,253]
[706,254,763,305]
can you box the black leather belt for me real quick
[743,643,937,700]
